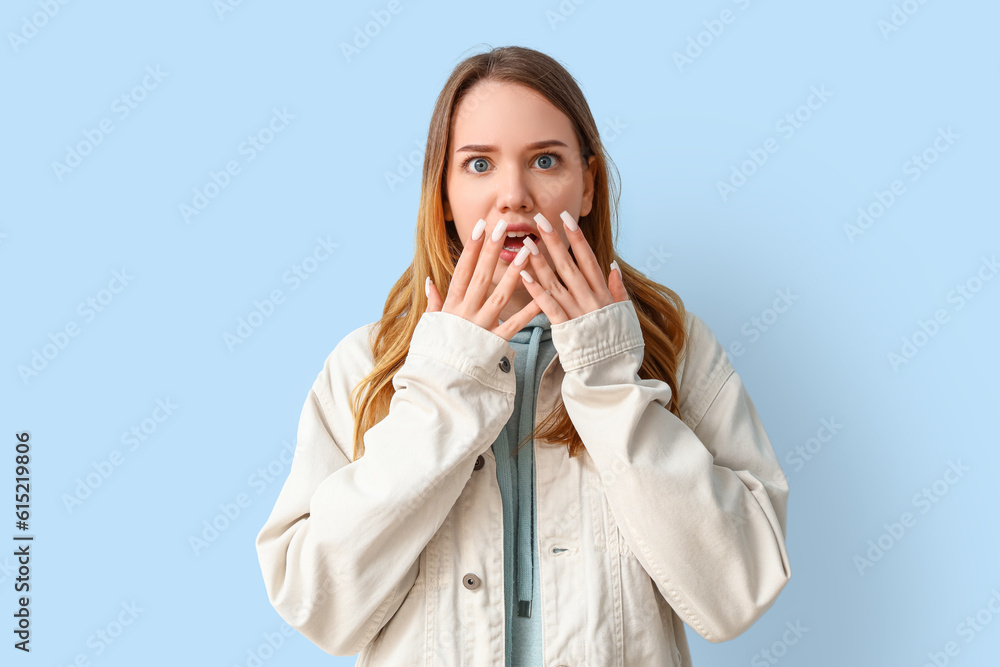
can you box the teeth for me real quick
[503,231,534,251]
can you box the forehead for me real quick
[450,81,574,147]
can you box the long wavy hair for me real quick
[348,45,687,461]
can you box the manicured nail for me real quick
[520,270,534,283]
[560,210,578,232]
[425,276,432,297]
[514,246,530,266]
[491,219,508,242]
[522,236,539,255]
[471,218,487,241]
[610,260,619,275]
[533,212,553,234]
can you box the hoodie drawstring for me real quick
[514,323,543,617]
[493,313,552,623]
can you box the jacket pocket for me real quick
[587,470,632,558]
[589,470,681,666]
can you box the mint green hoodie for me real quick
[493,310,557,667]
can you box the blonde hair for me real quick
[349,45,687,461]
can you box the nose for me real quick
[496,163,534,213]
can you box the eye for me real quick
[458,155,491,174]
[535,152,561,169]
[466,157,489,173]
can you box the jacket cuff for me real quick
[408,311,517,394]
[550,300,644,372]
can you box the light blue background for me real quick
[2,0,998,665]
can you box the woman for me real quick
[255,45,791,666]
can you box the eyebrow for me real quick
[456,139,569,153]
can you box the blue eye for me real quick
[536,154,555,169]
[470,157,489,173]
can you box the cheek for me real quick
[542,169,582,200]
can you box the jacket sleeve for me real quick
[549,300,791,643]
[255,312,517,655]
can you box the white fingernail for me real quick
[560,210,578,231]
[610,260,619,275]
[523,236,539,255]
[425,276,432,297]
[533,212,553,233]
[471,218,487,241]
[514,245,530,266]
[520,270,534,283]
[491,219,508,242]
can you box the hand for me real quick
[424,218,543,341]
[517,210,629,325]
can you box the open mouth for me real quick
[502,233,538,252]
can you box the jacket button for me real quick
[462,573,481,590]
[473,455,484,471]
[498,356,511,372]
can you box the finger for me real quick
[608,260,630,303]
[494,297,543,340]
[558,210,613,302]
[464,218,507,312]
[424,276,442,312]
[532,212,598,306]
[479,244,532,326]
[521,234,580,316]
[518,268,569,324]
[447,218,488,305]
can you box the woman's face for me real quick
[443,80,597,290]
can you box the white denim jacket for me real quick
[255,299,791,666]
